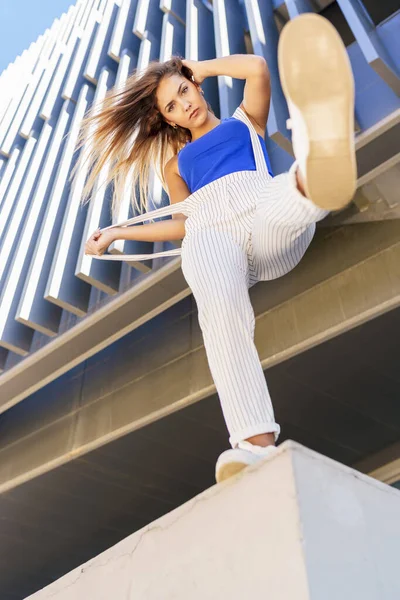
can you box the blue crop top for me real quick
[177,117,273,194]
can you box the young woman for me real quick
[80,14,356,483]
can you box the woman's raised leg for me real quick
[252,12,356,281]
[251,164,329,281]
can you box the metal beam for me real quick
[336,0,400,96]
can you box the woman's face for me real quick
[156,73,206,130]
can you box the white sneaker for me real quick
[215,441,278,483]
[278,13,357,211]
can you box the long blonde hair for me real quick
[71,56,213,219]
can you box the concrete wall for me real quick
[26,441,400,600]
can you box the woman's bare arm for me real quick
[164,154,190,221]
[110,155,189,244]
[190,54,271,135]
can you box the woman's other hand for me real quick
[84,228,116,256]
[181,58,208,85]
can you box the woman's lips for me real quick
[190,108,199,119]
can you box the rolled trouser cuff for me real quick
[229,422,281,449]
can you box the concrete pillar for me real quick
[26,440,400,600]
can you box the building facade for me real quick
[0,1,399,598]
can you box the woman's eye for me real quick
[168,104,174,112]
[182,86,188,93]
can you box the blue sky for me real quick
[0,0,76,74]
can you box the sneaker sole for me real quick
[215,461,249,483]
[278,14,357,211]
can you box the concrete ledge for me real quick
[26,441,400,600]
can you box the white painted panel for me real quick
[68,0,86,33]
[243,0,292,152]
[1,28,59,155]
[108,0,133,61]
[0,138,36,241]
[0,146,21,210]
[15,104,75,335]
[20,38,68,137]
[0,65,34,152]
[0,132,48,286]
[98,0,110,15]
[44,86,96,316]
[160,12,185,62]
[212,0,234,118]
[0,124,54,352]
[133,0,150,39]
[40,25,83,121]
[16,100,75,326]
[186,0,199,60]
[62,9,101,101]
[160,0,186,22]
[84,0,120,84]
[75,68,122,294]
[78,0,99,29]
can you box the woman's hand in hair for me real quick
[181,58,208,85]
[84,227,117,257]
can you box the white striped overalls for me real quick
[96,106,329,447]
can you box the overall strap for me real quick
[100,198,190,232]
[91,246,182,261]
[92,198,190,262]
[232,106,269,176]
